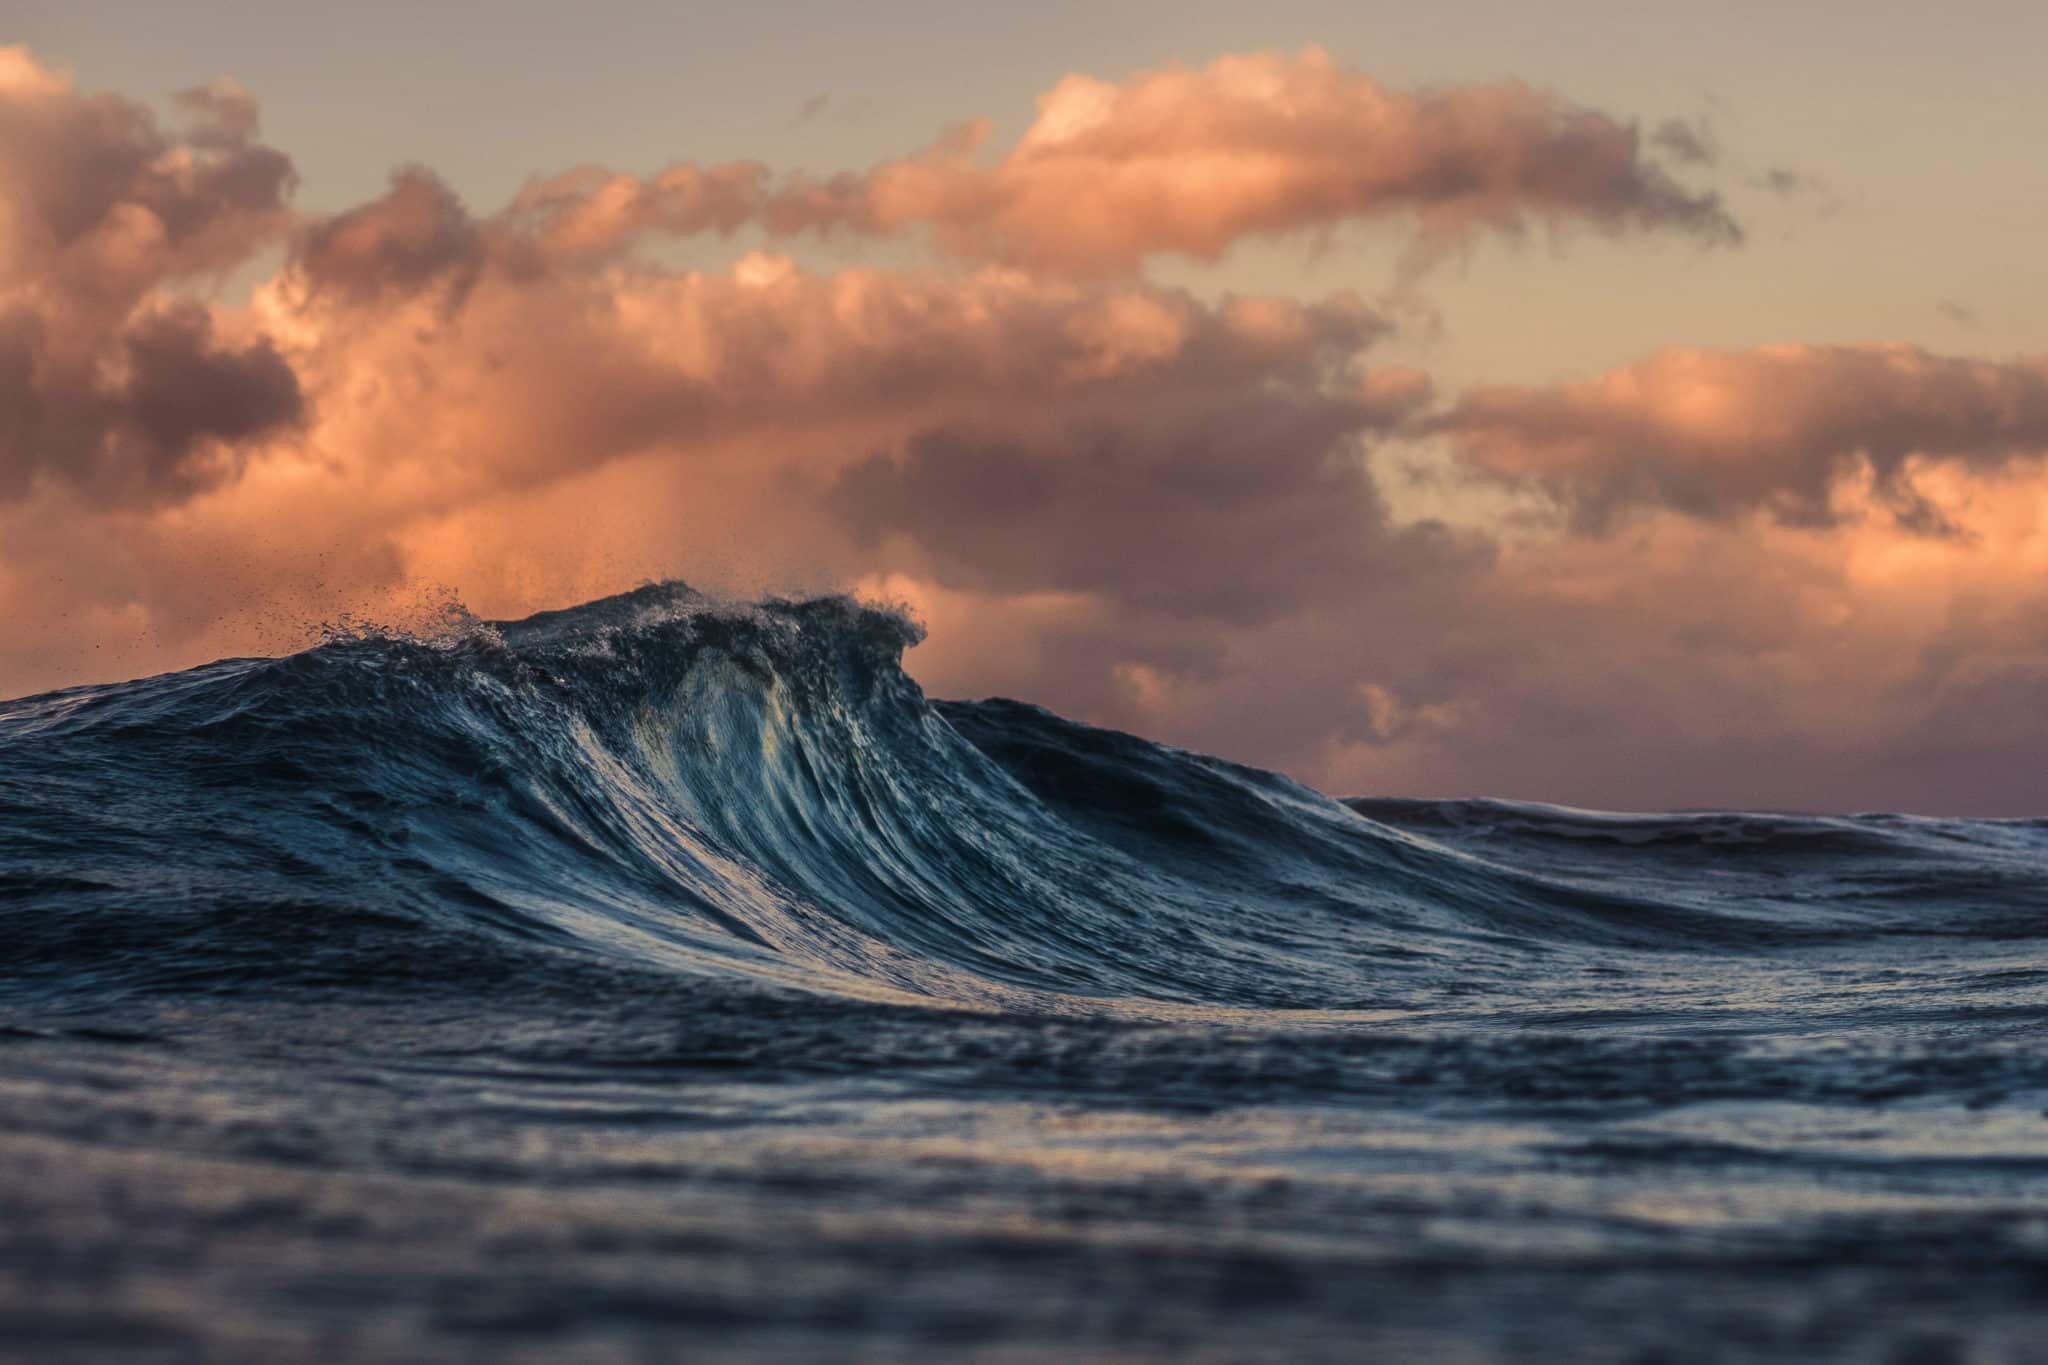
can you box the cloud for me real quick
[1754,166,1825,197]
[1438,344,2048,530]
[830,368,1454,625]
[773,48,1739,272]
[172,77,261,149]
[1649,116,1717,166]
[7,45,2048,815]
[270,162,1410,509]
[878,469,2048,816]
[0,46,293,312]
[0,48,300,503]
[497,161,767,265]
[53,300,300,503]
[293,167,485,304]
[513,47,1739,275]
[0,192,1413,690]
[1937,299,1979,329]
[1295,492,2048,814]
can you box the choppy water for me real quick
[4,583,2047,1362]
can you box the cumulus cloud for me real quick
[1439,344,2048,530]
[0,47,299,503]
[7,45,2048,815]
[517,48,1739,274]
[830,371,1457,625]
[0,47,293,310]
[292,167,485,304]
[852,468,2048,817]
[775,48,1738,271]
[268,158,1411,510]
[21,300,302,503]
[172,77,261,149]
[0,168,1426,696]
[1271,494,2048,815]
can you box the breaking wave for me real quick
[5,582,2044,1017]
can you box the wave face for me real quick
[5,583,2048,1363]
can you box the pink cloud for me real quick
[500,161,768,265]
[1440,344,2048,530]
[766,49,1739,273]
[502,48,1738,275]
[4,47,2046,815]
[0,48,300,503]
[292,167,485,305]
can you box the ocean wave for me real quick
[4,583,2045,1015]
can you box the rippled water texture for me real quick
[4,583,2047,1362]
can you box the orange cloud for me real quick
[507,48,1738,275]
[4,46,2047,815]
[0,108,1425,697]
[1440,344,2048,531]
[0,47,299,503]
[501,161,768,264]
[881,481,2048,815]
[293,167,485,306]
[766,49,1740,272]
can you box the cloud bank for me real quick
[2,45,2044,814]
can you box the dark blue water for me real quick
[4,583,2047,1362]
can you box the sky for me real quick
[2,1,2045,814]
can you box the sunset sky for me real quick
[5,1,2046,813]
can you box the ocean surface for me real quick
[4,583,2047,1363]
